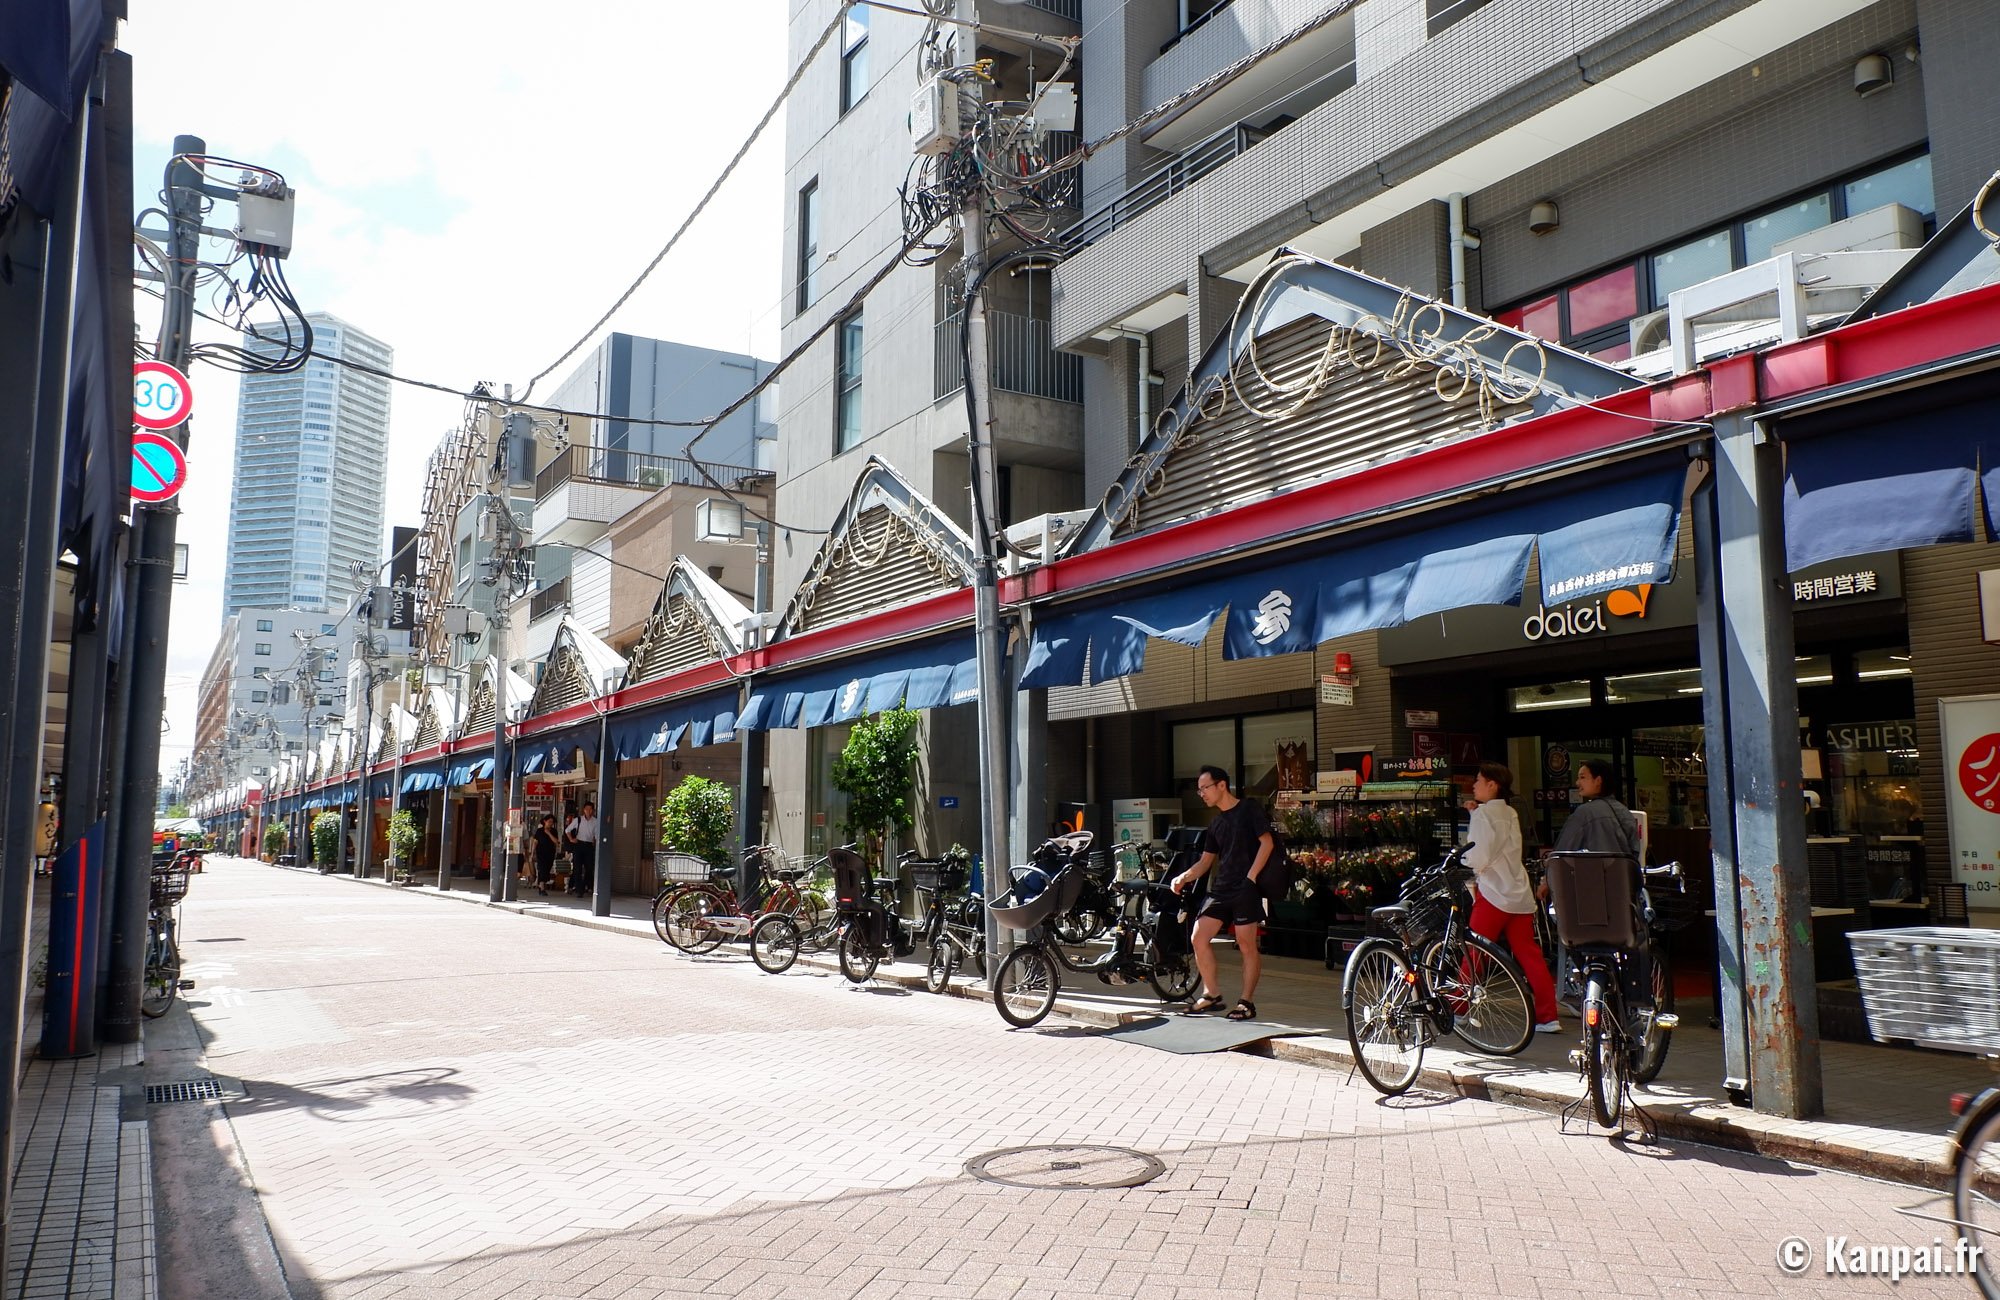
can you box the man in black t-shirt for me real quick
[1170,765,1274,1021]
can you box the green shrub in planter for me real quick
[311,813,343,868]
[660,776,735,868]
[262,822,288,860]
[387,809,421,868]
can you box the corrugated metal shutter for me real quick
[464,680,496,734]
[794,504,968,633]
[413,707,442,749]
[1904,546,1987,897]
[631,593,725,684]
[1115,316,1525,538]
[534,645,592,714]
[572,551,612,633]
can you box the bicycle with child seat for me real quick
[652,845,825,953]
[1341,843,1537,1096]
[906,846,985,993]
[990,832,1200,1029]
[833,845,915,983]
[1543,850,1683,1130]
[141,858,192,1018]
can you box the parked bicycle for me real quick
[1049,850,1119,946]
[990,832,1200,1028]
[1342,843,1536,1095]
[141,859,192,1019]
[906,847,984,993]
[653,845,825,953]
[833,845,913,983]
[1543,850,1683,1130]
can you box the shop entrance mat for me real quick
[1097,1014,1324,1055]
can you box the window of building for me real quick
[840,6,869,113]
[254,642,272,655]
[1742,193,1834,265]
[797,180,821,314]
[1426,0,1491,37]
[255,618,273,632]
[319,695,334,707]
[251,690,269,703]
[319,669,335,682]
[835,310,864,451]
[1844,153,1934,220]
[1176,0,1233,36]
[1171,709,1315,806]
[252,668,269,679]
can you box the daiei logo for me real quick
[1521,584,1652,642]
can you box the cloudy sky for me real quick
[125,3,789,776]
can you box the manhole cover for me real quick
[964,1145,1165,1190]
[145,1079,221,1105]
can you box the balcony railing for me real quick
[1023,0,1079,20]
[533,444,764,502]
[528,576,570,623]
[1056,124,1253,254]
[935,309,1084,404]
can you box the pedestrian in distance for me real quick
[1462,762,1562,1032]
[565,800,599,898]
[1170,764,1274,1021]
[532,814,561,896]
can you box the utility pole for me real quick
[102,136,206,1043]
[736,524,771,909]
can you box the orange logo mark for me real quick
[1605,584,1653,619]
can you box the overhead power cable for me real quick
[517,3,854,400]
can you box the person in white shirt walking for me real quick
[565,801,599,898]
[1463,762,1562,1032]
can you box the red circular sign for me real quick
[130,431,189,504]
[133,360,195,431]
[1958,733,2000,813]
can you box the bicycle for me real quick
[990,832,1201,1028]
[652,846,824,953]
[1543,850,1683,1131]
[1341,844,1537,1096]
[832,845,912,983]
[141,861,192,1019]
[748,902,843,975]
[906,847,985,993]
[1049,850,1119,946]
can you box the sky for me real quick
[125,2,790,780]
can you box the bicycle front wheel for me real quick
[1424,933,1533,1056]
[662,888,724,954]
[994,944,1059,1027]
[1146,938,1198,1003]
[140,931,180,1019]
[1631,940,1675,1085]
[1343,939,1424,1096]
[838,921,879,984]
[924,938,957,994]
[750,914,801,975]
[1584,976,1624,1128]
[1953,1103,2000,1300]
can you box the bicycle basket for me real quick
[1545,851,1640,949]
[768,854,821,885]
[1370,871,1455,945]
[1850,927,2000,1053]
[150,868,190,906]
[655,851,713,884]
[908,860,968,895]
[989,863,1084,930]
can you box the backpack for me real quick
[1258,830,1293,903]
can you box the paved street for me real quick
[153,859,1966,1299]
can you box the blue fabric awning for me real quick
[739,635,979,732]
[607,690,741,759]
[448,755,496,788]
[1783,408,2000,571]
[400,768,447,794]
[1021,460,1686,688]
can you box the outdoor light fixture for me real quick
[1853,53,1893,96]
[696,497,746,544]
[172,543,190,580]
[1528,201,1560,236]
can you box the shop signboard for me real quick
[1412,730,1447,759]
[1940,694,2000,906]
[1403,709,1440,728]
[1319,677,1354,706]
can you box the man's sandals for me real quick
[1183,995,1226,1016]
[1225,1000,1257,1021]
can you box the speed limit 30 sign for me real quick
[133,360,195,431]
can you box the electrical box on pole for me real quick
[912,76,964,155]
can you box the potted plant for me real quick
[387,809,421,884]
[311,812,343,872]
[262,822,287,863]
[659,775,735,868]
[831,707,920,866]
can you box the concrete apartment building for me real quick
[193,608,351,790]
[221,313,392,615]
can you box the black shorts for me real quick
[1197,886,1266,929]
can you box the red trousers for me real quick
[1469,893,1561,1025]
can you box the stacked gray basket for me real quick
[1849,927,2000,1053]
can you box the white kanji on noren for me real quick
[1251,590,1294,645]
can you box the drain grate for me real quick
[965,1145,1165,1190]
[145,1078,222,1105]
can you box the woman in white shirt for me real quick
[1463,762,1562,1033]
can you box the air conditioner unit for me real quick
[1628,309,1671,355]
[1002,510,1091,572]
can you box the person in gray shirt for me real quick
[1553,759,1639,858]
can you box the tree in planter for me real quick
[831,706,921,865]
[311,813,343,869]
[387,809,421,876]
[660,775,735,868]
[262,822,288,861]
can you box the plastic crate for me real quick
[1849,927,2000,1053]
[1545,851,1640,949]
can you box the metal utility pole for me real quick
[103,135,206,1043]
[737,525,771,909]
